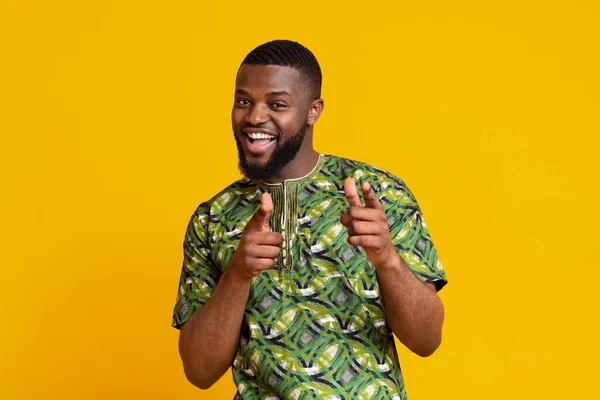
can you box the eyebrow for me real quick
[235,89,291,97]
[266,91,291,97]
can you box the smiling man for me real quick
[172,40,448,399]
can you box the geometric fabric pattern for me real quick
[172,154,447,399]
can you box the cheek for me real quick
[275,113,305,134]
[231,108,246,126]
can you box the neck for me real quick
[261,139,320,184]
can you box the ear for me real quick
[307,98,324,127]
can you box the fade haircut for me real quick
[241,40,322,100]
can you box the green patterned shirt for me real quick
[172,154,447,399]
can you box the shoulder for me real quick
[322,154,414,200]
[190,177,259,222]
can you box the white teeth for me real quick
[248,132,275,140]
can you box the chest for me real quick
[215,182,389,340]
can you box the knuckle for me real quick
[379,237,387,248]
[356,222,366,234]
[245,243,256,255]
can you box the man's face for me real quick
[232,64,312,180]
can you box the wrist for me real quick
[222,264,253,289]
[374,248,404,273]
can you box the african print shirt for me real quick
[172,154,447,399]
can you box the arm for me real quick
[341,178,445,357]
[374,253,444,357]
[178,268,252,389]
[177,193,282,389]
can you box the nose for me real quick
[245,103,269,125]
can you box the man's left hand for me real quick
[341,177,400,270]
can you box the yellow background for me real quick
[1,1,599,399]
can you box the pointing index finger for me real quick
[247,192,273,231]
[361,182,384,210]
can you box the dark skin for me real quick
[232,64,324,184]
[178,64,444,390]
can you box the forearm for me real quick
[179,268,251,389]
[377,252,444,357]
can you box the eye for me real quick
[270,102,287,109]
[236,99,250,106]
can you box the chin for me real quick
[245,152,271,166]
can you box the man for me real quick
[172,40,447,399]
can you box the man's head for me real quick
[232,40,324,181]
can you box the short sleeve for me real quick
[383,181,447,292]
[171,203,221,329]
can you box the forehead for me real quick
[235,64,306,96]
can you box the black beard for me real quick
[235,122,308,181]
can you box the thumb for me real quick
[343,177,363,207]
[250,192,273,231]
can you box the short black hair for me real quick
[241,40,322,99]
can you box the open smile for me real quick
[242,131,278,156]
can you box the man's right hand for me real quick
[226,192,283,281]
[179,192,282,389]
